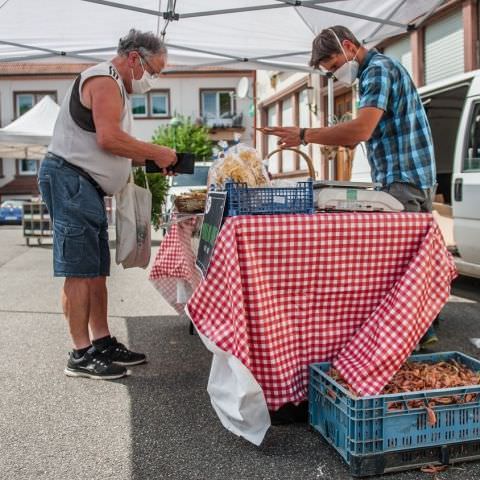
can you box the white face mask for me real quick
[333,58,359,87]
[329,29,359,87]
[131,57,154,94]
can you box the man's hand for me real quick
[152,145,177,167]
[151,146,177,176]
[257,126,301,148]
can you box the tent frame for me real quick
[0,0,444,67]
[0,0,446,125]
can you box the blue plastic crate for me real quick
[224,179,314,216]
[309,352,480,477]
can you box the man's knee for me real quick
[64,276,105,292]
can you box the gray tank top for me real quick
[49,61,132,195]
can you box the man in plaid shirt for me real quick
[260,25,436,213]
[260,25,438,346]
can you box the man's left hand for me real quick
[257,126,301,148]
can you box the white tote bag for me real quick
[115,173,152,269]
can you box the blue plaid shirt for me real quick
[357,50,435,189]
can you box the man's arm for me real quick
[83,76,176,168]
[259,107,384,148]
[305,107,383,145]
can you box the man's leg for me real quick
[383,183,439,349]
[88,276,110,341]
[63,276,126,379]
[88,278,147,367]
[62,277,91,350]
[88,225,147,366]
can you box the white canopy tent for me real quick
[0,95,59,159]
[0,1,445,69]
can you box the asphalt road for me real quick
[1,225,480,480]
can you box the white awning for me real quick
[0,0,446,71]
[0,95,59,159]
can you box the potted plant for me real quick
[133,116,214,230]
[151,115,213,161]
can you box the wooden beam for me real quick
[463,0,478,72]
[276,102,283,173]
[293,91,300,170]
[411,28,425,87]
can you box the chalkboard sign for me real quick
[196,191,227,277]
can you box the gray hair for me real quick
[117,29,167,58]
[309,26,360,69]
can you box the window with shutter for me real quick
[425,10,464,85]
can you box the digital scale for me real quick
[313,181,404,212]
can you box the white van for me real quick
[351,70,480,278]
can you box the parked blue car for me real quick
[0,200,24,224]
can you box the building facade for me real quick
[255,0,479,182]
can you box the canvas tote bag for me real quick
[115,172,152,269]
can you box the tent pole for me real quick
[80,0,164,17]
[327,73,334,126]
[362,0,408,44]
[79,0,342,20]
[0,51,105,62]
[0,39,105,62]
[179,1,331,19]
[413,0,446,29]
[302,4,408,28]
[327,73,335,180]
[363,28,408,46]
[164,42,242,61]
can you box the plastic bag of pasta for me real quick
[208,144,271,189]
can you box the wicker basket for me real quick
[266,148,316,180]
[174,192,207,213]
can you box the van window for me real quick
[171,166,209,187]
[465,102,480,172]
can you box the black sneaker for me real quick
[64,347,127,380]
[99,337,147,366]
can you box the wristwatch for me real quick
[300,128,308,146]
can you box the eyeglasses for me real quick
[139,54,161,79]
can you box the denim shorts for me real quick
[381,182,434,213]
[38,153,110,277]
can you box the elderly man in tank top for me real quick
[38,30,176,380]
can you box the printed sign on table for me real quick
[196,191,227,277]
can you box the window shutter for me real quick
[425,10,464,85]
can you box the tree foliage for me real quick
[151,115,213,160]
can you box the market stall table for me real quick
[186,212,457,444]
[149,215,202,314]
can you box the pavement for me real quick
[1,225,480,480]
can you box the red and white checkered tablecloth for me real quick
[149,216,202,314]
[186,212,457,409]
